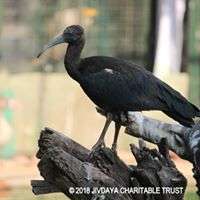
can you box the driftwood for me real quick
[32,127,187,200]
[96,108,200,195]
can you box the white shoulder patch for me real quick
[104,68,114,74]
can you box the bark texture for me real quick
[32,127,187,200]
[97,108,200,195]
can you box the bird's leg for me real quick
[91,113,112,152]
[111,122,121,153]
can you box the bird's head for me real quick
[37,25,84,58]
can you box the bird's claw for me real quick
[92,142,105,152]
[87,141,106,160]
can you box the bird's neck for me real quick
[64,39,85,81]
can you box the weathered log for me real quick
[125,113,200,196]
[32,128,186,200]
[96,108,200,195]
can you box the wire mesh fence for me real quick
[0,0,154,72]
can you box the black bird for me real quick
[38,25,200,152]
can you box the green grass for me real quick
[185,191,199,200]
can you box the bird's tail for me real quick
[160,82,200,127]
[164,101,200,127]
[163,110,195,127]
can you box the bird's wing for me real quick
[79,56,145,75]
[155,79,200,118]
[79,56,200,122]
[80,58,165,111]
[126,67,200,120]
[80,67,134,111]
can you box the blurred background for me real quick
[0,0,199,199]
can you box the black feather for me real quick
[62,26,200,127]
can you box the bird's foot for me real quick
[92,140,106,151]
[111,143,117,154]
[87,140,106,160]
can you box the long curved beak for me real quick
[37,34,65,58]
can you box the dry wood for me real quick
[96,108,200,195]
[32,127,187,200]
